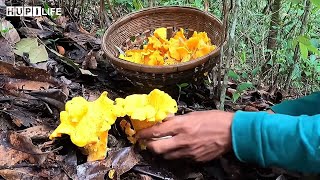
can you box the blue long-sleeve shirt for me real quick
[232,92,320,173]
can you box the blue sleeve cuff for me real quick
[231,111,268,166]
[231,110,320,173]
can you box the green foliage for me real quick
[96,28,106,37]
[294,35,320,60]
[0,22,12,37]
[237,82,254,92]
[113,0,217,13]
[132,0,144,10]
[228,69,255,102]
[177,83,189,101]
[43,2,60,20]
[231,82,255,102]
[311,0,320,8]
[178,83,189,88]
[228,70,239,81]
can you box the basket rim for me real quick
[102,6,224,74]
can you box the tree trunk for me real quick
[219,0,240,110]
[259,0,281,83]
[266,0,281,60]
[284,0,311,93]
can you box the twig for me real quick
[71,0,77,16]
[67,0,71,17]
[77,0,85,20]
[284,0,311,94]
[99,0,111,28]
[0,164,40,170]
[149,0,155,7]
[216,0,230,95]
[204,0,209,12]
[105,0,117,19]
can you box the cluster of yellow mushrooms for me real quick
[119,27,216,65]
[49,89,177,161]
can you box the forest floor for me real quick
[0,3,312,180]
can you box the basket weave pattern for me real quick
[102,6,224,88]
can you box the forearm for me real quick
[232,111,320,173]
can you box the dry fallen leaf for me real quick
[0,19,20,44]
[55,16,70,28]
[0,38,15,63]
[13,38,49,63]
[2,77,53,90]
[64,32,101,49]
[19,27,54,39]
[77,147,141,180]
[0,131,47,167]
[0,167,69,180]
[1,107,42,127]
[82,50,97,70]
[0,61,60,85]
[18,125,53,140]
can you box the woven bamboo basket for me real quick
[102,6,224,88]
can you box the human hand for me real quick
[136,110,234,162]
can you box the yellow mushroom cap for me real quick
[49,91,123,161]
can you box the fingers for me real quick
[145,136,185,154]
[163,148,223,162]
[163,148,192,159]
[136,116,182,139]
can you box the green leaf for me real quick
[132,0,143,10]
[178,83,189,88]
[299,42,309,60]
[297,35,312,46]
[232,92,241,102]
[14,38,49,63]
[240,51,246,64]
[305,71,312,77]
[43,2,50,15]
[311,0,320,7]
[241,72,248,79]
[291,64,301,80]
[194,0,202,8]
[180,91,186,95]
[307,44,320,55]
[310,38,319,48]
[310,55,317,64]
[316,65,320,73]
[252,67,260,76]
[237,82,254,92]
[228,70,239,81]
